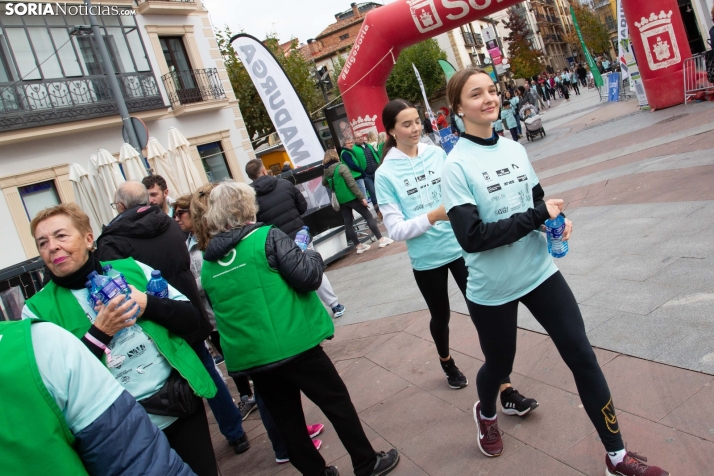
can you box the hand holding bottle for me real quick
[94,294,139,336]
[545,199,563,219]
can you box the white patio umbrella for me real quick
[86,155,116,224]
[146,137,181,197]
[95,149,125,204]
[168,128,204,194]
[69,163,104,235]
[118,143,149,182]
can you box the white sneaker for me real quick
[356,244,371,254]
[378,237,394,248]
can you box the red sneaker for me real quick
[313,439,322,451]
[473,401,503,457]
[606,451,670,476]
[308,423,324,438]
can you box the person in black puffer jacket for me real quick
[245,159,307,240]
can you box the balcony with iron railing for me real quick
[161,68,227,113]
[0,72,165,132]
[136,0,199,15]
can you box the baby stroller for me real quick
[520,104,546,141]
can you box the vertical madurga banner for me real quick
[233,34,324,167]
[617,0,649,108]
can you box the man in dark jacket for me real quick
[245,160,346,318]
[354,133,383,221]
[97,181,251,456]
[246,159,308,240]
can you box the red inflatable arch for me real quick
[337,0,691,136]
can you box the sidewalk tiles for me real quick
[212,310,714,476]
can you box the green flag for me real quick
[438,59,457,81]
[570,6,604,88]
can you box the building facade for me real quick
[0,0,255,269]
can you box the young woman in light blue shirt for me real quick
[375,100,538,411]
[439,67,669,476]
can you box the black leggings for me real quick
[163,405,217,476]
[340,199,382,247]
[466,271,624,452]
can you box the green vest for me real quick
[26,257,216,399]
[201,226,334,372]
[0,319,89,476]
[340,148,366,178]
[326,163,358,204]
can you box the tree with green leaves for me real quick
[503,8,543,80]
[568,1,612,56]
[385,39,447,104]
[216,27,323,148]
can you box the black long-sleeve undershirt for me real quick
[447,183,550,253]
[81,296,202,360]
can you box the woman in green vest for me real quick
[192,181,400,476]
[23,203,218,476]
[322,149,393,254]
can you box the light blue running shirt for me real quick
[22,261,185,429]
[375,144,463,270]
[441,137,558,305]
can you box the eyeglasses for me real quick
[110,202,123,210]
[174,209,190,218]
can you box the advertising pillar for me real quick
[621,0,692,109]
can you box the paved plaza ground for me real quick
[214,89,714,475]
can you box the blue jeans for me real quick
[254,390,289,459]
[196,343,245,441]
[514,113,522,135]
[363,174,379,208]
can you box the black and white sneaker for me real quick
[440,358,468,389]
[500,387,538,416]
[370,449,400,476]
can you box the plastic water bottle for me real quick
[103,264,130,294]
[88,271,122,304]
[146,270,169,299]
[544,215,569,258]
[85,281,101,308]
[295,226,310,251]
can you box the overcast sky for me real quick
[206,0,389,44]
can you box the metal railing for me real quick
[684,53,714,105]
[0,72,165,132]
[161,68,226,108]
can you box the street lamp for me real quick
[70,0,146,166]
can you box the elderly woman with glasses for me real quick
[22,203,219,475]
[192,181,400,476]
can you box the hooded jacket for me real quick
[96,205,212,345]
[252,174,308,240]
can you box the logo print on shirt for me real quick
[404,179,410,186]
[512,163,520,169]
[487,184,502,193]
[517,175,528,182]
[416,174,426,182]
[217,248,237,267]
[407,188,419,195]
[503,180,515,186]
[495,207,509,215]
[413,204,424,211]
[127,344,147,359]
[496,168,511,177]
[431,178,441,185]
[482,172,491,181]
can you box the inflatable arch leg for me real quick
[337,0,691,134]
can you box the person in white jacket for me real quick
[373,99,537,413]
